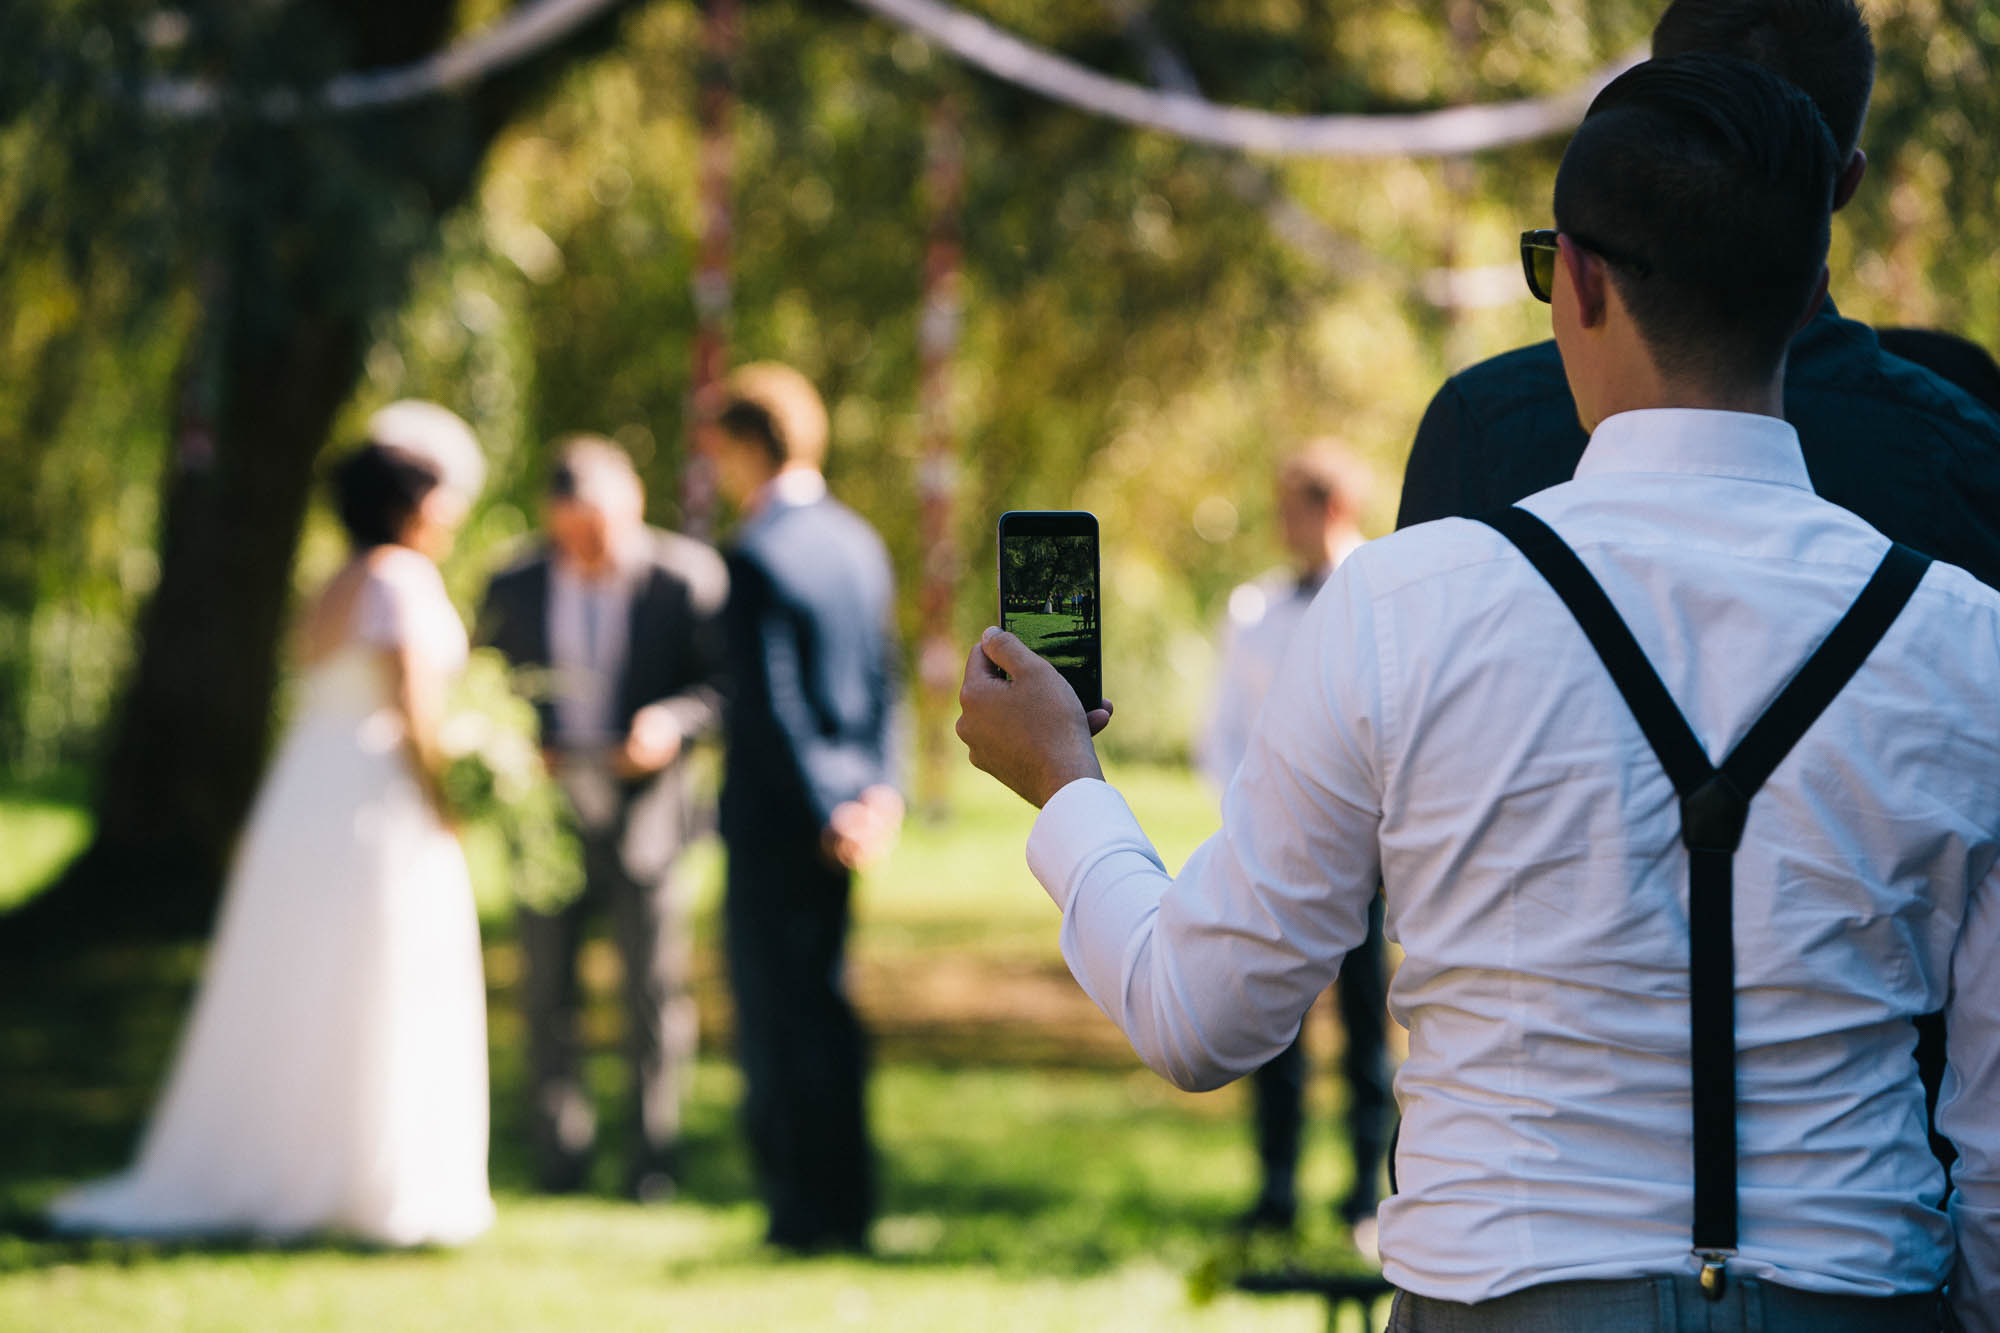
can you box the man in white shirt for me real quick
[1202,444,1394,1245]
[957,56,1996,1331]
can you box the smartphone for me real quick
[997,510,1102,710]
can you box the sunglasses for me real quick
[1519,229,1655,303]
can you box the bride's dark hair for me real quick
[333,443,444,549]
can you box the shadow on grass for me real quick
[0,1212,469,1274]
[1,934,1275,1288]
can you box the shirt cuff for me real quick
[1026,778,1149,913]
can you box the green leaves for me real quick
[442,648,584,914]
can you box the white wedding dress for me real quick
[52,550,495,1246]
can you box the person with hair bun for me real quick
[50,403,495,1248]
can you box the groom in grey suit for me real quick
[479,436,729,1199]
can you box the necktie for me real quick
[580,586,601,676]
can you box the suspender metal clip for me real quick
[1696,1250,1732,1301]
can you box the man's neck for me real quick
[1296,526,1365,582]
[745,465,825,517]
[1652,376,1785,420]
[1587,362,1788,431]
[554,530,639,583]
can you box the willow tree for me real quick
[2,0,635,946]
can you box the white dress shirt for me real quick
[548,558,635,749]
[1027,409,2000,1322]
[547,553,636,828]
[1200,536,1364,791]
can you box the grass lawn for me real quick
[0,764,1388,1331]
[0,773,91,914]
[1000,612,1095,671]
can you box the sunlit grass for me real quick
[0,785,91,913]
[0,762,1388,1330]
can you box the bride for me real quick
[51,402,496,1247]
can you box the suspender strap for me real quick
[1477,506,1929,1283]
[1716,542,1933,796]
[1478,506,1714,794]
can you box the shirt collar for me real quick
[1573,408,1813,491]
[1296,534,1364,599]
[748,467,827,515]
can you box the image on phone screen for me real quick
[998,511,1101,709]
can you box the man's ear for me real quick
[1558,234,1609,328]
[1798,265,1831,333]
[1833,149,1867,212]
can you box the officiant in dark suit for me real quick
[479,436,729,1200]
[703,363,903,1253]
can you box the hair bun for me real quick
[367,400,485,502]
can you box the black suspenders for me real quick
[1477,506,1930,1301]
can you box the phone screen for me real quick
[998,510,1101,710]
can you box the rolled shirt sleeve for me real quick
[1025,557,1386,1092]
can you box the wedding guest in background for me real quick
[479,436,727,1201]
[52,402,494,1246]
[705,363,903,1254]
[1396,0,2000,590]
[1201,442,1393,1250]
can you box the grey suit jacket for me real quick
[479,528,729,882]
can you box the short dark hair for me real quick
[711,362,829,468]
[1652,0,1874,161]
[714,400,788,469]
[333,443,442,549]
[1554,54,1837,393]
[1278,440,1371,514]
[545,434,642,506]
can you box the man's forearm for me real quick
[1029,779,1315,1094]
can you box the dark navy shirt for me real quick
[720,493,899,840]
[1396,302,2000,591]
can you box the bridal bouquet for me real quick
[441,648,583,912]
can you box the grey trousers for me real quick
[1388,1275,1943,1332]
[519,829,696,1190]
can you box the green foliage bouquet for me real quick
[440,648,582,913]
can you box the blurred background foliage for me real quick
[2,0,1996,787]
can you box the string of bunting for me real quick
[142,0,1640,161]
[142,0,626,117]
[850,0,1645,159]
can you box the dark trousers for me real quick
[1251,893,1395,1221]
[724,830,874,1247]
[519,829,695,1191]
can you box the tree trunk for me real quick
[7,0,633,951]
[54,308,365,939]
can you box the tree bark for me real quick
[8,0,633,950]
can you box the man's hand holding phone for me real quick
[957,627,1113,808]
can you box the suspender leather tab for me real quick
[1478,506,1929,1302]
[1680,774,1749,853]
